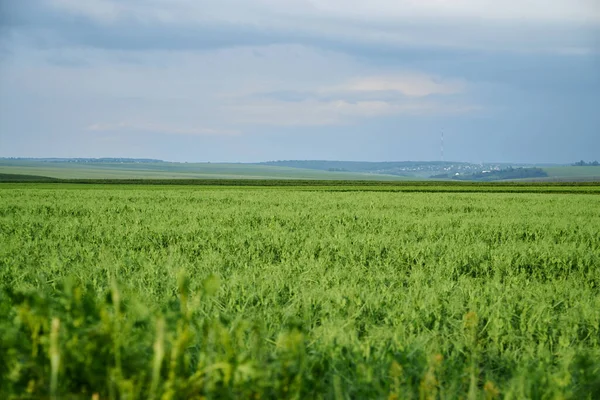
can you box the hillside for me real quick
[0,159,403,181]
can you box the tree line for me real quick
[572,160,599,166]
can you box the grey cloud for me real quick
[1,0,598,163]
[2,0,598,56]
[0,1,271,50]
[256,90,318,103]
[44,52,91,67]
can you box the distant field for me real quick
[505,167,600,183]
[0,160,404,181]
[541,166,600,180]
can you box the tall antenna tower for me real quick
[441,130,444,162]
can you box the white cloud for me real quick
[46,0,600,24]
[330,74,465,97]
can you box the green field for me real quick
[540,166,600,181]
[1,184,599,399]
[0,160,403,181]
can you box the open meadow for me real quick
[1,183,599,399]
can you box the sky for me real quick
[0,0,599,163]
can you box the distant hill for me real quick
[259,160,465,171]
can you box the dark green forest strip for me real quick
[0,173,59,182]
[2,179,600,194]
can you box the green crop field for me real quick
[1,183,599,399]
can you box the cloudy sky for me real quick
[1,0,599,163]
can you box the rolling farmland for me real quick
[0,160,404,181]
[3,159,599,182]
[1,183,599,398]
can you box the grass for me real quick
[1,184,599,399]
